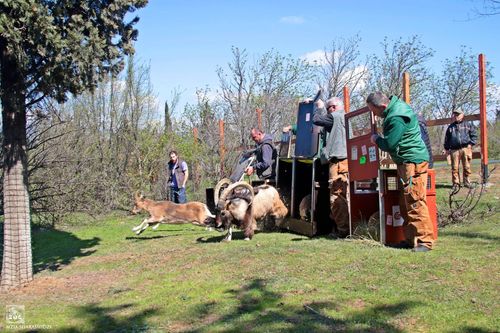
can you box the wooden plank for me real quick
[426,114,480,127]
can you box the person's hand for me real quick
[283,125,292,132]
[370,134,379,144]
[245,166,254,176]
[315,99,325,109]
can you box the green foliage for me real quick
[0,0,148,104]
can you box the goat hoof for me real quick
[244,237,250,241]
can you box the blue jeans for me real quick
[171,186,187,204]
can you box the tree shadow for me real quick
[54,303,160,332]
[186,278,421,333]
[31,228,100,273]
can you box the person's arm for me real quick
[181,162,188,188]
[283,124,297,135]
[443,126,450,151]
[469,123,478,146]
[312,107,333,130]
[254,144,273,171]
[375,117,407,153]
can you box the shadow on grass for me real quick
[440,230,500,242]
[436,183,454,189]
[125,235,175,241]
[196,230,251,243]
[31,228,100,273]
[55,303,160,332]
[454,327,499,333]
[186,278,421,333]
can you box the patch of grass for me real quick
[0,168,499,332]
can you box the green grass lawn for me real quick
[1,169,499,332]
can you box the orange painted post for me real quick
[403,72,410,104]
[343,86,350,113]
[218,119,225,175]
[193,127,198,144]
[193,127,199,190]
[479,54,489,183]
[256,108,263,130]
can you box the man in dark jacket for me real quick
[367,92,434,252]
[246,128,277,181]
[444,109,477,187]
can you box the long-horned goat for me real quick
[215,181,288,241]
[131,192,215,235]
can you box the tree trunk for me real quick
[1,46,32,289]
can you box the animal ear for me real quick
[135,191,144,200]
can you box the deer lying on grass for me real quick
[131,192,215,235]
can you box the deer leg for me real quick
[152,222,161,230]
[132,218,148,232]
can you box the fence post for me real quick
[218,119,225,175]
[256,108,263,130]
[403,72,410,104]
[343,86,350,113]
[479,54,489,183]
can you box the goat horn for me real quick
[218,181,254,208]
[214,178,232,204]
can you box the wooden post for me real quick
[193,127,199,190]
[218,119,225,175]
[343,86,350,113]
[256,108,263,130]
[403,72,410,104]
[479,54,489,183]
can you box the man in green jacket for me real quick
[366,92,434,252]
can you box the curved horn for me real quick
[218,181,254,208]
[214,178,232,204]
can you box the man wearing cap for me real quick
[367,92,434,252]
[444,109,477,188]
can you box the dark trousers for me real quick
[170,186,187,204]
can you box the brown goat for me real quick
[131,192,215,235]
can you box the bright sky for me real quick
[132,0,500,114]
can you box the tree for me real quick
[217,47,313,150]
[0,0,147,289]
[363,36,434,112]
[314,35,369,103]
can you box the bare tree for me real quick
[363,36,434,112]
[217,47,313,151]
[315,35,369,105]
[472,0,500,16]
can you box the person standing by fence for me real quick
[167,150,188,203]
[444,109,477,188]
